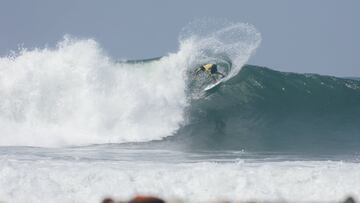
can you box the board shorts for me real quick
[210,64,218,74]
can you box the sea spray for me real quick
[180,19,262,79]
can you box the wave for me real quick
[174,65,360,153]
[0,20,261,147]
[2,18,358,152]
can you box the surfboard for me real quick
[204,79,223,91]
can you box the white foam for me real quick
[0,159,358,202]
[0,37,188,147]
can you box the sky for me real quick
[0,0,359,76]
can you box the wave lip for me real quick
[180,19,262,80]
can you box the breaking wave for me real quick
[0,20,261,147]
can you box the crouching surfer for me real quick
[195,63,225,82]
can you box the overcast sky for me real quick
[1,0,359,76]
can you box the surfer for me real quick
[195,63,225,82]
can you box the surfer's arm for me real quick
[194,68,200,74]
[194,68,202,76]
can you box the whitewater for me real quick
[0,20,359,202]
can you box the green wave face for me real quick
[175,65,360,154]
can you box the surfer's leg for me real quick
[215,72,225,78]
[211,75,218,82]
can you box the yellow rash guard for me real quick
[202,64,214,74]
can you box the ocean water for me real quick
[0,20,359,202]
